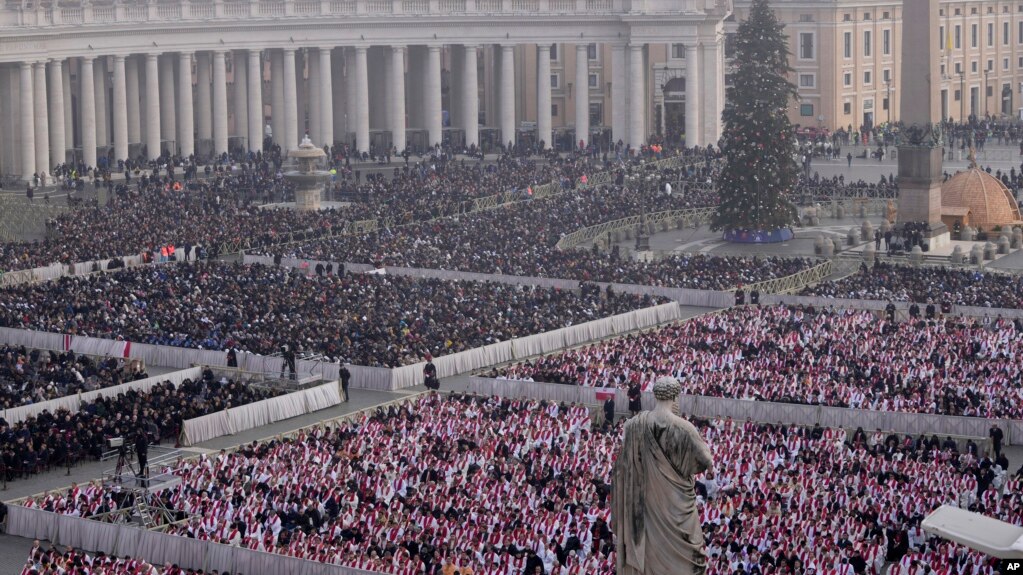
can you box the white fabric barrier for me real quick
[465,377,1020,443]
[1,367,202,426]
[767,295,1023,320]
[179,382,342,446]
[4,505,382,575]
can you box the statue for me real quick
[967,146,978,169]
[886,199,897,224]
[613,376,713,575]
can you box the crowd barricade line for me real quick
[0,367,202,426]
[464,377,1020,444]
[179,381,342,446]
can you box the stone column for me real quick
[178,52,194,157]
[80,57,97,169]
[425,45,442,147]
[628,43,645,148]
[320,47,334,147]
[701,38,723,145]
[20,62,35,177]
[331,48,345,143]
[126,56,141,145]
[499,44,515,148]
[34,62,49,174]
[345,48,357,145]
[390,46,406,151]
[271,50,285,146]
[232,51,248,147]
[212,50,229,156]
[537,44,552,150]
[62,61,72,156]
[450,46,463,132]
[308,50,322,145]
[611,43,626,145]
[283,47,299,150]
[94,58,108,149]
[685,42,702,147]
[145,53,161,159]
[406,46,424,129]
[463,44,479,148]
[48,59,66,168]
[248,50,263,152]
[354,46,370,153]
[196,52,212,144]
[575,44,589,149]
[296,50,307,140]
[159,54,176,149]
[112,55,129,162]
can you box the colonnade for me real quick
[4,39,724,177]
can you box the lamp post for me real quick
[983,69,990,118]
[885,79,892,124]
[959,70,965,123]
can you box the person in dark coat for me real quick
[627,382,642,416]
[603,395,615,425]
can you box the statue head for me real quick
[653,376,682,402]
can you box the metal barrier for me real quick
[0,196,70,241]
[726,259,833,295]
[555,206,716,251]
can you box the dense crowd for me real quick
[21,545,166,575]
[1,369,281,480]
[26,393,1016,575]
[801,263,1023,309]
[500,305,1023,418]
[0,346,149,410]
[0,261,666,368]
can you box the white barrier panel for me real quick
[5,505,382,575]
[0,367,202,426]
[179,382,342,446]
[464,377,1019,443]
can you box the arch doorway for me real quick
[663,77,686,143]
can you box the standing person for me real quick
[134,429,149,478]
[847,152,853,167]
[226,348,238,368]
[423,355,439,390]
[339,363,351,402]
[603,394,616,426]
[990,424,1004,458]
[627,381,642,417]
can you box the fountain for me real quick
[284,136,329,211]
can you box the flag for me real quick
[946,26,952,51]
[63,334,73,351]
[527,186,533,197]
[595,390,615,401]
[114,340,132,358]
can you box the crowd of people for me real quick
[801,262,1023,309]
[1,368,282,480]
[26,393,1017,575]
[499,304,1023,418]
[21,545,168,575]
[0,346,150,410]
[0,261,667,368]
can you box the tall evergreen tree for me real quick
[711,0,800,234]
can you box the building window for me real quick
[941,64,946,76]
[955,89,961,101]
[843,13,850,21]
[800,103,814,116]
[971,7,977,14]
[955,25,961,49]
[1005,22,1011,45]
[799,32,815,59]
[844,32,852,58]
[1019,56,1023,68]
[863,12,871,20]
[671,44,686,59]
[988,59,994,71]
[552,104,558,117]
[843,72,852,86]
[863,31,872,57]
[883,68,891,83]
[551,74,559,89]
[987,85,994,97]
[955,8,960,15]
[799,13,813,22]
[843,102,852,114]
[883,29,891,55]
[988,23,994,47]
[799,73,815,88]
[589,102,602,126]
[882,97,889,111]
[972,24,978,48]
[955,62,962,74]
[882,11,889,19]
[1005,57,1010,70]
[1019,21,1023,44]
[587,43,597,60]
[588,73,598,88]
[940,26,945,51]
[550,45,558,60]
[972,61,978,73]
[864,70,872,85]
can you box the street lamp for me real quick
[885,79,893,124]
[984,69,990,118]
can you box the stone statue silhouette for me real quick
[886,199,897,224]
[613,376,713,575]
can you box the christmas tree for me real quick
[711,0,800,236]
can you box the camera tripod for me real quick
[114,446,137,480]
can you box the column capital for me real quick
[536,44,551,53]
[178,51,195,58]
[80,54,95,63]
[283,47,297,55]
[146,52,161,60]
[628,43,644,51]
[463,43,479,50]
[499,43,516,50]
[112,54,127,62]
[427,44,442,52]
[391,45,406,53]
[354,45,368,54]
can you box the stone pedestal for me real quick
[294,184,322,211]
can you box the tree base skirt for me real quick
[722,227,795,243]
